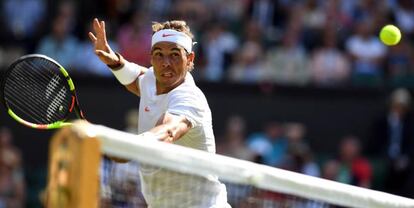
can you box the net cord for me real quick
[72,121,414,208]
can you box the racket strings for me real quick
[5,64,57,122]
[28,61,71,120]
[36,59,71,112]
[6,77,67,123]
[9,62,64,112]
[5,70,65,124]
[7,67,70,123]
[24,59,56,83]
[11,63,57,105]
[5,84,49,124]
[4,58,72,124]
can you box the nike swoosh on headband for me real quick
[162,34,175,37]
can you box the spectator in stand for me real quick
[345,17,387,87]
[216,115,255,207]
[217,115,254,161]
[0,127,26,208]
[102,0,138,28]
[36,3,79,69]
[247,121,287,166]
[245,0,282,44]
[147,0,173,21]
[200,22,238,82]
[171,0,210,34]
[241,19,266,48]
[309,26,351,86]
[350,0,391,27]
[392,0,414,40]
[206,0,247,26]
[325,0,354,37]
[284,122,307,147]
[321,159,340,182]
[280,142,320,177]
[0,0,46,69]
[263,16,310,86]
[367,88,414,197]
[337,135,372,188]
[246,0,278,30]
[1,0,46,48]
[227,40,266,83]
[279,122,320,177]
[117,10,152,67]
[386,38,414,87]
[301,0,326,51]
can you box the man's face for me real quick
[151,41,194,94]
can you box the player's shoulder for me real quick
[171,73,204,96]
[139,67,155,89]
[141,67,155,79]
[169,74,208,104]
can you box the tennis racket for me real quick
[1,54,85,129]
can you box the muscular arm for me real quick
[149,112,192,143]
[125,82,140,96]
[108,112,191,163]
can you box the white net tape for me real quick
[73,121,414,208]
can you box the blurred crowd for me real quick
[217,87,414,205]
[1,0,414,207]
[2,0,414,88]
[2,88,413,206]
[97,88,414,207]
[0,128,25,208]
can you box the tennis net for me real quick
[44,121,414,208]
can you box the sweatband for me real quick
[111,61,141,85]
[151,29,193,52]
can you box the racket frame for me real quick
[1,54,85,129]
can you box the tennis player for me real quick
[89,18,230,207]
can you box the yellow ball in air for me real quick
[379,25,401,46]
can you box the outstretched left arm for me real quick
[148,112,192,143]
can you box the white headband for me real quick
[151,29,193,52]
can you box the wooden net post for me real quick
[44,126,101,208]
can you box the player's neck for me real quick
[156,79,185,95]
